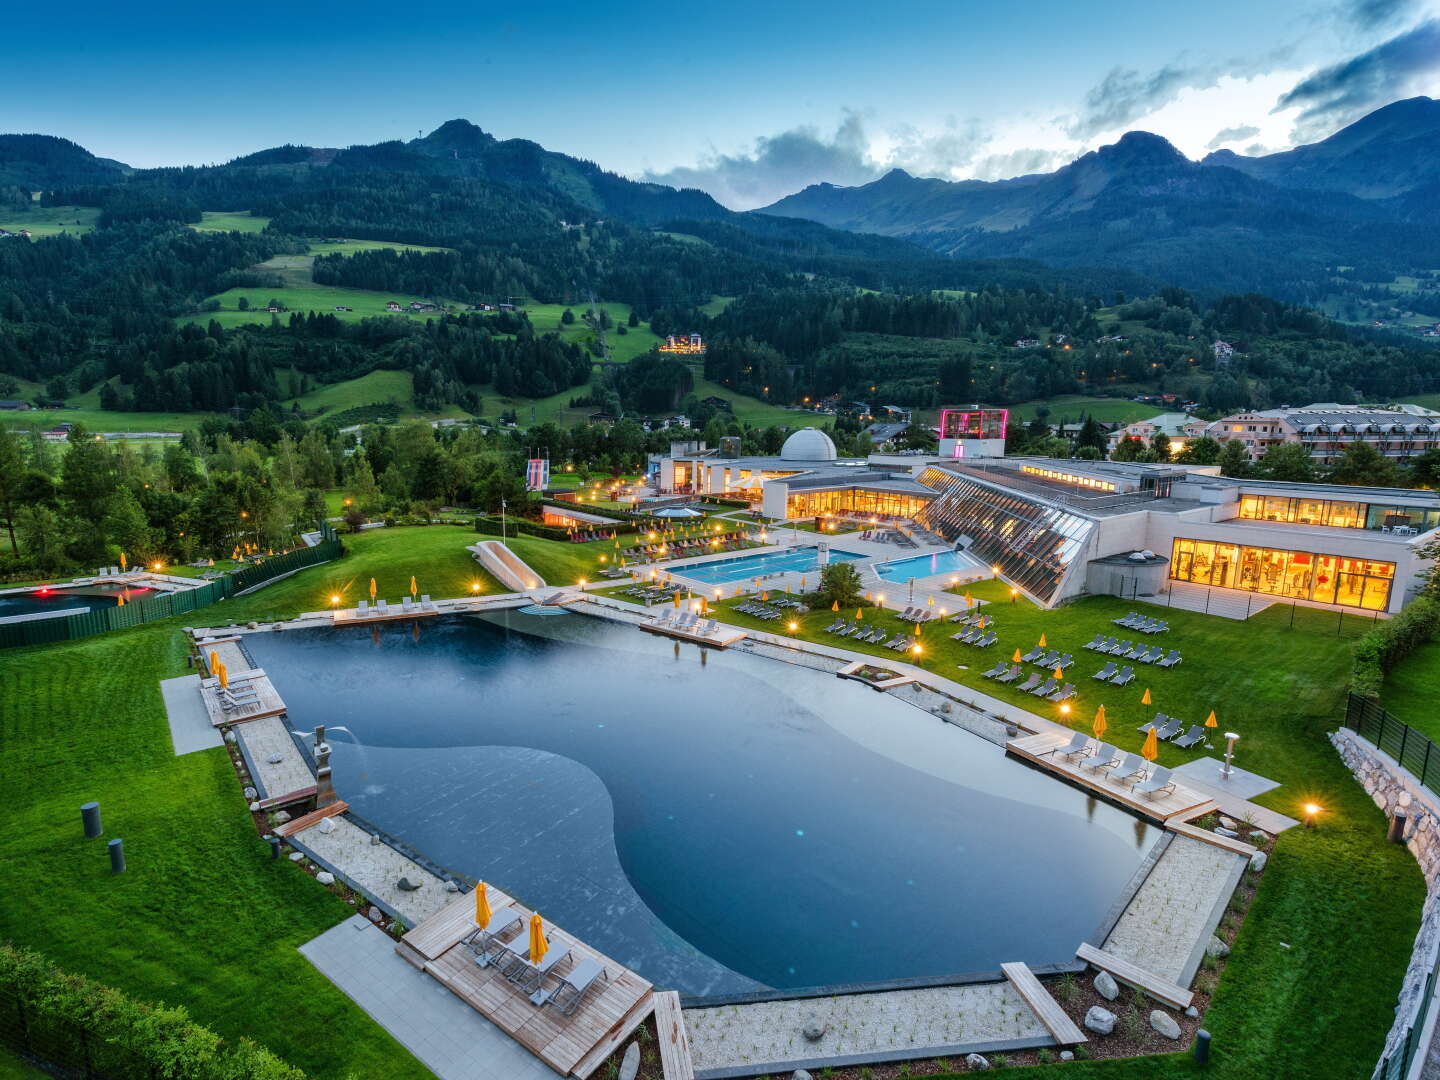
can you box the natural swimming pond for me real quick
[673,545,865,585]
[0,584,148,620]
[246,612,1160,997]
[874,548,985,583]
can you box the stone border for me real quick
[693,1035,1055,1080]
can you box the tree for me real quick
[1329,440,1399,487]
[627,309,639,328]
[1217,439,1251,478]
[561,308,575,325]
[1150,432,1171,459]
[0,425,23,554]
[813,561,863,609]
[1176,436,1221,465]
[1110,437,1145,462]
[1408,448,1440,489]
[1258,442,1317,483]
[1075,417,1107,455]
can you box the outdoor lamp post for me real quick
[1222,732,1240,777]
[1010,588,1018,604]
[330,594,340,608]
[1304,802,1322,828]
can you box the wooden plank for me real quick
[1006,734,1213,823]
[654,990,695,1080]
[1001,961,1087,1046]
[570,990,656,1079]
[275,800,349,838]
[1165,800,1218,823]
[1076,942,1193,1010]
[1168,819,1258,856]
[257,784,317,811]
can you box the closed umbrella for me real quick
[673,593,680,608]
[410,576,418,598]
[1142,726,1160,762]
[1092,705,1107,739]
[528,913,547,965]
[217,662,229,689]
[369,578,377,601]
[1205,709,1218,729]
[209,650,219,673]
[1012,648,1022,663]
[831,600,839,612]
[474,883,491,928]
[915,622,922,636]
[1141,688,1152,705]
[855,608,864,620]
[1053,665,1064,679]
[1038,633,1047,648]
[119,552,127,570]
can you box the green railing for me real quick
[0,527,343,650]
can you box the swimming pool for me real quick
[874,548,984,583]
[672,545,865,585]
[0,584,149,620]
[245,612,1160,997]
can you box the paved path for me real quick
[289,814,454,925]
[301,915,558,1080]
[159,674,222,755]
[1101,834,1246,985]
[236,716,314,801]
[684,982,1050,1077]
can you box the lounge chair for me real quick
[1156,717,1183,740]
[1173,725,1205,748]
[1055,653,1074,670]
[357,600,369,616]
[1135,646,1164,664]
[536,957,610,1014]
[892,637,915,652]
[1048,682,1077,702]
[1021,646,1045,663]
[509,942,571,993]
[1135,767,1176,799]
[975,631,998,648]
[1114,612,1139,627]
[1157,650,1183,668]
[1137,712,1171,733]
[1051,731,1089,759]
[1080,741,1120,771]
[1038,651,1061,668]
[1110,665,1136,686]
[420,594,436,611]
[464,906,523,967]
[1122,642,1148,659]
[981,660,1009,678]
[1113,754,1148,787]
[376,599,388,615]
[1030,677,1059,697]
[1016,673,1043,693]
[401,596,414,613]
[824,618,845,632]
[1108,640,1133,656]
[1093,661,1118,681]
[996,664,1024,683]
[1082,633,1108,650]
[1144,620,1169,634]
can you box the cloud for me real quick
[1343,0,1418,29]
[884,117,988,178]
[1205,124,1261,148]
[969,147,1069,181]
[1065,64,1220,139]
[644,112,882,210]
[1276,18,1440,140]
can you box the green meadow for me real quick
[191,210,271,233]
[0,204,100,237]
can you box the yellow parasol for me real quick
[1092,705,1107,738]
[474,883,491,928]
[1053,664,1064,679]
[1038,633,1047,648]
[673,592,680,608]
[369,578,377,601]
[915,622,923,636]
[801,577,807,590]
[119,552,127,570]
[1141,688,1152,705]
[761,591,768,602]
[1142,726,1160,762]
[117,594,125,607]
[963,591,972,607]
[865,592,872,602]
[217,662,229,689]
[855,608,864,620]
[1012,648,1022,663]
[927,595,935,606]
[1205,709,1218,729]
[209,650,219,673]
[831,600,839,612]
[528,913,547,965]
[410,576,418,597]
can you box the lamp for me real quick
[1304,802,1321,829]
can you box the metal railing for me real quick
[1345,693,1440,799]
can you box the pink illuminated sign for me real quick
[939,408,1008,442]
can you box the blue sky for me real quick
[2,0,1437,207]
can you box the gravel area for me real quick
[236,715,314,800]
[289,814,453,926]
[684,982,1048,1075]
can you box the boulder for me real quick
[1094,970,1120,1000]
[318,817,336,835]
[266,753,283,765]
[964,1054,990,1070]
[1249,830,1268,843]
[315,871,335,886]
[248,801,261,812]
[1249,851,1268,872]
[273,810,291,824]
[224,730,237,744]
[1059,1050,1074,1061]
[1214,826,1239,838]
[1150,1009,1182,1040]
[1185,1006,1199,1018]
[792,1071,813,1080]
[801,1015,826,1041]
[444,879,461,892]
[247,621,259,629]
[369,833,383,846]
[1084,1006,1116,1035]
[618,1042,640,1080]
[1218,815,1238,830]
[367,907,384,923]
[1206,935,1230,958]
[243,786,257,800]
[289,851,305,863]
[396,876,422,892]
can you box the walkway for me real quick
[302,915,558,1080]
[159,674,222,755]
[235,716,315,807]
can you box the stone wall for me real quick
[1331,728,1440,1079]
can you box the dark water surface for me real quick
[246,611,1158,996]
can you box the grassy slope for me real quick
[704,577,1421,1080]
[191,211,272,233]
[0,527,505,1079]
[1010,396,1160,424]
[0,205,100,237]
[0,409,211,433]
[1381,640,1440,738]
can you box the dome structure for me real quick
[780,427,838,462]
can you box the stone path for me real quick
[235,716,314,801]
[196,637,248,674]
[159,674,222,755]
[289,814,451,926]
[1101,835,1246,984]
[684,982,1050,1077]
[300,914,557,1080]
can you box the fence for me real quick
[1345,693,1440,799]
[1379,947,1440,1080]
[0,528,343,651]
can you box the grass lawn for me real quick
[1380,640,1440,739]
[700,577,1423,1079]
[690,374,814,429]
[1010,396,1158,425]
[191,210,272,233]
[0,204,100,237]
[698,295,735,316]
[520,302,663,365]
[0,408,213,433]
[0,1051,48,1079]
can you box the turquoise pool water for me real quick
[875,549,983,582]
[674,545,865,585]
[0,584,146,620]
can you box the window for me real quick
[1170,538,1394,610]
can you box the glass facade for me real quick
[1019,465,1117,492]
[1169,538,1395,610]
[914,467,1095,603]
[1237,493,1440,533]
[786,487,932,520]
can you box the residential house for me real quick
[1202,403,1440,464]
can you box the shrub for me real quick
[1351,595,1440,698]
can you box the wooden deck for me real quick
[332,603,442,626]
[1001,962,1087,1046]
[637,621,747,648]
[1006,731,1214,823]
[1168,818,1259,856]
[200,668,286,727]
[1075,942,1193,1010]
[653,991,694,1080]
[275,800,348,839]
[399,887,654,1078]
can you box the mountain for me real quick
[0,134,129,190]
[760,102,1440,299]
[1201,97,1440,199]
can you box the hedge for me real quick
[1351,595,1440,699]
[0,943,305,1080]
[472,516,573,542]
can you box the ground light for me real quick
[1305,802,1322,828]
[330,595,340,607]
[471,582,482,593]
[1010,588,1019,603]
[788,620,798,634]
[577,578,587,590]
[1059,702,1071,717]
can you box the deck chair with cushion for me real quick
[1080,741,1120,771]
[1136,767,1176,799]
[1052,731,1089,759]
[1092,661,1118,681]
[1173,725,1206,749]
[1110,665,1136,686]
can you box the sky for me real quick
[2,0,1438,209]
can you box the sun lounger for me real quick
[1021,646,1045,663]
[420,594,436,611]
[356,600,368,616]
[1173,725,1205,748]
[892,637,915,652]
[1135,646,1164,664]
[1156,717,1183,740]
[401,596,415,613]
[1016,673,1043,692]
[981,660,1009,678]
[510,942,571,993]
[537,956,610,1015]
[1157,650,1182,668]
[1055,653,1074,669]
[1080,741,1120,771]
[1031,677,1059,697]
[1135,766,1176,799]
[1144,620,1169,634]
[1113,754,1148,787]
[1048,682,1077,702]
[1108,640,1133,656]
[1114,612,1140,627]
[975,631,998,648]
[1052,731,1089,759]
[1082,633,1108,650]
[1110,665,1135,686]
[1093,661,1118,680]
[1038,651,1061,668]
[1138,712,1170,733]
[376,599,388,615]
[996,664,1024,683]
[464,906,523,967]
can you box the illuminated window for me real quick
[1170,538,1393,610]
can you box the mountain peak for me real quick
[1095,130,1187,168]
[421,119,495,149]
